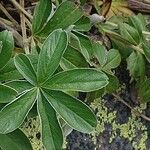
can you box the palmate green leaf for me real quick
[42,69,108,92]
[42,89,97,133]
[139,78,150,103]
[0,88,37,134]
[14,54,37,85]
[37,92,63,150]
[119,23,140,45]
[36,1,83,37]
[102,49,121,72]
[0,30,14,70]
[127,51,145,78]
[5,80,33,94]
[0,84,17,103]
[0,129,32,150]
[37,29,68,83]
[32,0,52,34]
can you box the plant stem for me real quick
[10,0,33,19]
[20,0,29,54]
[0,18,23,47]
[25,17,32,30]
[0,3,20,28]
[105,21,150,36]
[142,31,150,36]
[102,28,145,54]
[112,93,150,122]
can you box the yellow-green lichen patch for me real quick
[21,117,45,150]
[91,98,148,149]
[91,98,116,144]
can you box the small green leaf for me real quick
[111,38,132,58]
[14,54,37,85]
[43,69,108,92]
[37,92,63,150]
[0,30,14,70]
[102,49,121,72]
[87,89,105,102]
[74,32,93,64]
[127,51,145,78]
[105,74,119,93]
[0,88,37,134]
[60,57,77,70]
[63,45,88,68]
[0,54,38,82]
[142,43,150,63]
[43,89,97,133]
[37,1,83,37]
[128,14,146,36]
[139,78,150,103]
[37,29,68,83]
[119,23,140,45]
[0,129,33,150]
[0,84,17,103]
[32,0,52,34]
[5,80,33,94]
[80,0,87,5]
[92,42,107,66]
[0,58,22,81]
[74,16,91,32]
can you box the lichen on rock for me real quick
[91,98,149,150]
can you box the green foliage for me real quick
[0,28,108,149]
[33,1,83,38]
[139,78,150,103]
[0,31,14,70]
[0,0,150,148]
[0,129,32,150]
[98,13,150,102]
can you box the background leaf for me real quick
[139,78,150,103]
[36,1,83,37]
[0,84,17,103]
[63,45,88,68]
[32,0,52,34]
[92,42,107,67]
[0,30,14,70]
[102,49,121,72]
[0,129,32,150]
[127,51,145,78]
[142,43,150,63]
[74,16,91,32]
[119,23,140,45]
